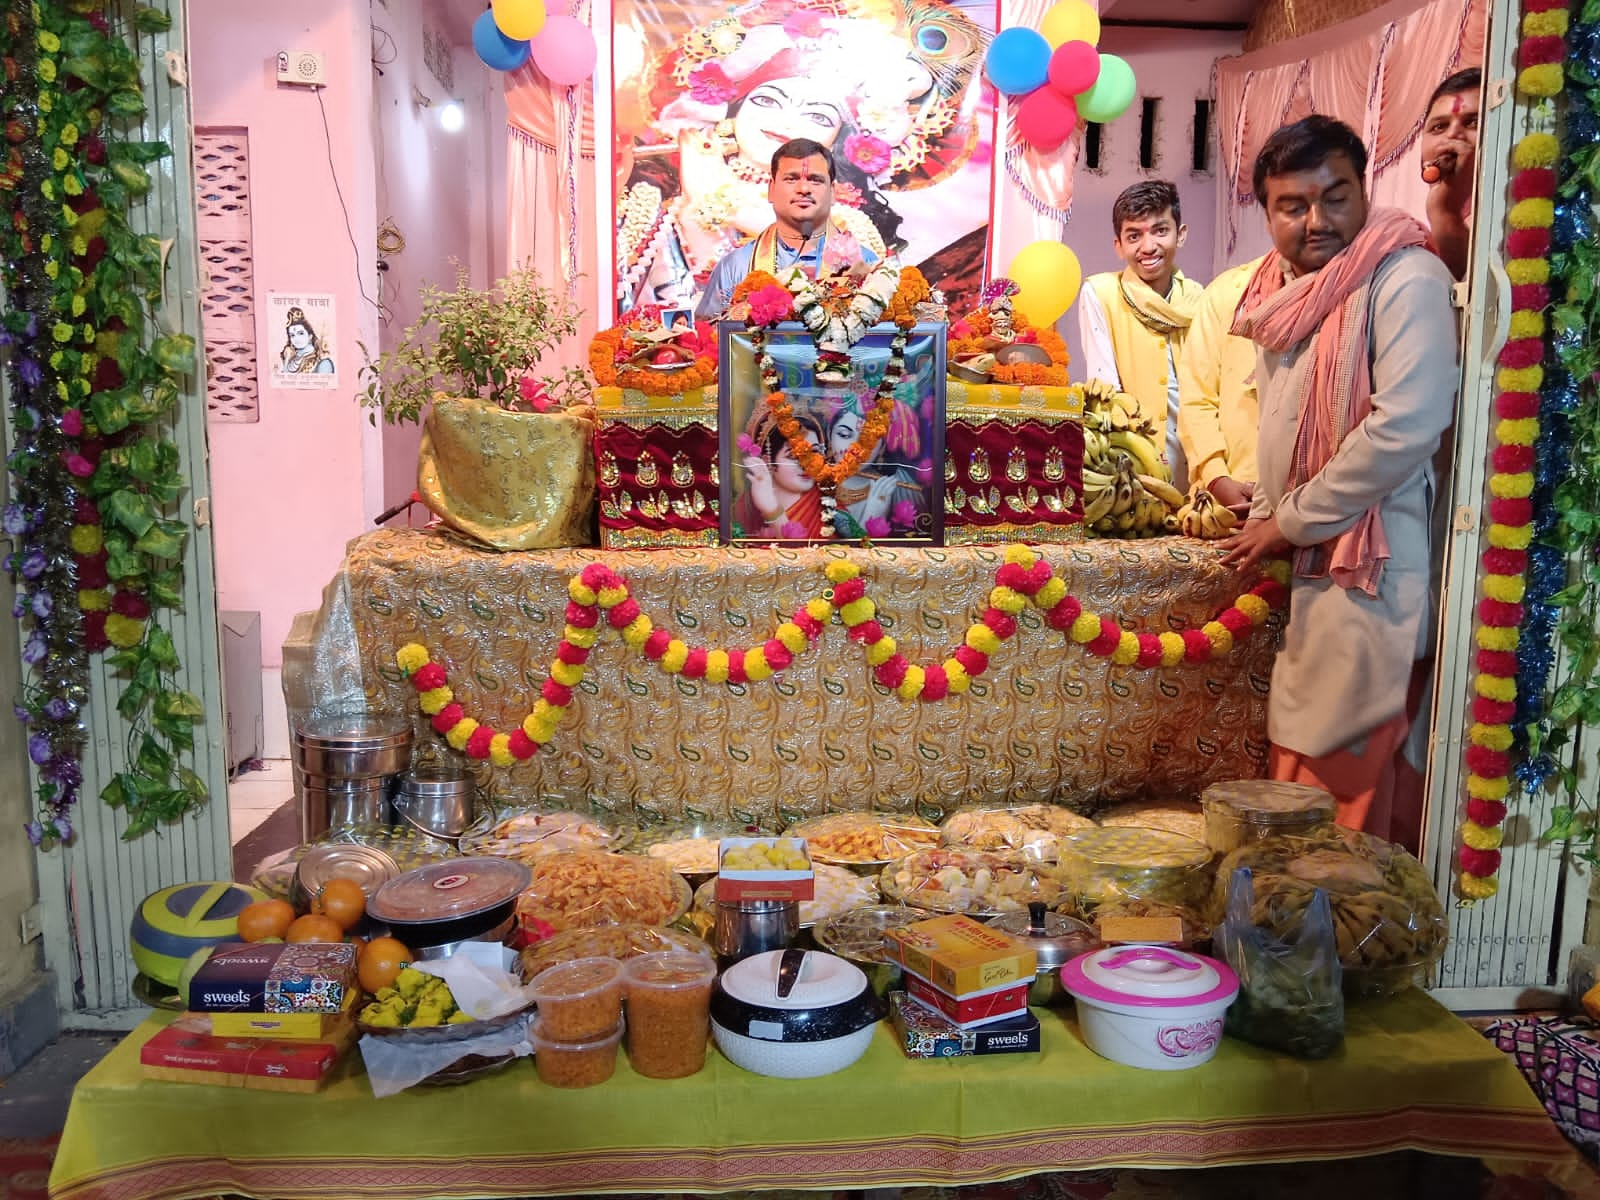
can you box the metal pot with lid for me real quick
[394,762,476,841]
[293,711,414,780]
[290,842,401,915]
[989,901,1102,1007]
[367,856,530,950]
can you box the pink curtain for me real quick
[1213,0,1485,271]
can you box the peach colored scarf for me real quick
[1231,208,1430,597]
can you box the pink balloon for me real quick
[1017,88,1078,152]
[530,14,596,86]
[1047,40,1100,97]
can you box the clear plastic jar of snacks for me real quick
[1200,781,1336,854]
[530,1015,625,1088]
[622,951,717,1079]
[525,955,624,1041]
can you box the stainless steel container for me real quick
[990,901,1102,1007]
[291,842,401,912]
[292,712,413,780]
[299,775,393,843]
[714,898,800,968]
[394,763,476,841]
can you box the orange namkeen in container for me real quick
[530,1015,625,1088]
[525,956,624,1041]
[622,951,717,1079]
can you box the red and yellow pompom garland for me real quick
[396,548,1290,763]
[1456,0,1568,903]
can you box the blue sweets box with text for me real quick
[187,941,358,1014]
[889,990,1041,1058]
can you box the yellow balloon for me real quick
[1007,241,1083,327]
[1039,0,1100,50]
[492,0,547,41]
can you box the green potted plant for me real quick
[358,265,598,550]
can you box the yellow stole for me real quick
[1088,269,1204,430]
[749,216,855,277]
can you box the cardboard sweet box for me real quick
[140,1015,354,1093]
[714,837,815,902]
[187,941,358,1015]
[885,914,1038,996]
[889,991,1041,1058]
[903,969,1033,1028]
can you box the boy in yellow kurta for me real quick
[1077,181,1204,490]
[1176,254,1270,514]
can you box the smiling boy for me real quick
[1078,181,1204,489]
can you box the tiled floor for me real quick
[228,758,294,844]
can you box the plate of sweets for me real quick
[880,847,1061,916]
[459,808,635,865]
[939,804,1096,860]
[632,819,759,881]
[691,863,879,929]
[785,812,941,867]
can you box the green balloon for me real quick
[1078,53,1136,123]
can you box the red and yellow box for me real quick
[140,1016,353,1093]
[714,837,815,903]
[902,973,1034,1029]
[886,914,1036,997]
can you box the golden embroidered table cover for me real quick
[291,530,1278,823]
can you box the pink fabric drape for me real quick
[1213,0,1485,270]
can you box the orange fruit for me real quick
[285,913,345,943]
[358,936,412,993]
[311,877,367,932]
[235,899,295,943]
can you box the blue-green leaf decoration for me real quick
[626,676,650,697]
[417,596,444,619]
[1157,676,1181,699]
[870,742,893,761]
[917,741,940,761]
[1109,677,1132,699]
[467,596,496,622]
[1014,678,1037,697]
[824,744,846,762]
[1057,740,1082,760]
[631,743,655,762]
[823,676,845,695]
[578,678,601,695]
[776,743,798,762]
[376,664,403,683]
[519,598,544,620]
[969,680,989,699]
[674,676,701,698]
[1063,679,1086,698]
[1105,742,1127,758]
[966,743,988,760]
[582,741,606,760]
[1167,545,1193,564]
[676,610,700,628]
[1196,735,1221,756]
[725,611,749,628]
[775,678,797,697]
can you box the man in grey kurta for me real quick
[1220,116,1457,848]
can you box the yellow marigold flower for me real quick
[60,203,76,225]
[1474,674,1517,703]
[1487,523,1532,550]
[1263,559,1292,585]
[39,233,51,252]
[1496,417,1539,446]
[743,648,773,682]
[1508,311,1545,340]
[1489,472,1533,500]
[527,719,557,746]
[37,91,51,113]
[1234,594,1270,624]
[1475,625,1519,652]
[989,586,1026,615]
[1457,873,1498,900]
[52,321,74,343]
[36,30,59,51]
[62,174,82,196]
[38,58,56,83]
[78,588,109,612]
[1111,631,1140,666]
[69,524,103,555]
[106,614,144,648]
[621,614,652,649]
[1002,544,1037,568]
[943,659,971,693]
[776,622,807,654]
[51,352,67,371]
[661,640,689,673]
[805,597,833,623]
[52,147,68,171]
[1035,577,1069,612]
[488,734,516,768]
[965,624,1001,656]
[59,122,77,146]
[531,699,559,723]
[1204,621,1233,654]
[522,712,547,740]
[1505,258,1550,286]
[1468,773,1511,801]
[418,686,453,715]
[1517,63,1563,98]
[1495,371,1542,400]
[56,381,69,401]
[839,597,875,627]
[1510,200,1556,231]
[1470,722,1514,752]
[1482,574,1526,604]
[70,294,85,317]
[866,636,898,666]
[705,649,729,684]
[43,259,58,278]
[550,660,584,687]
[563,624,597,649]
[568,578,596,605]
[1069,613,1101,643]
[1158,631,1186,667]
[825,559,860,583]
[71,235,85,255]
[896,664,926,700]
[596,584,628,609]
[1514,132,1559,168]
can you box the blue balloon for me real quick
[985,28,1051,97]
[473,10,531,71]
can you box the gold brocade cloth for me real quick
[293,530,1280,824]
[417,396,597,550]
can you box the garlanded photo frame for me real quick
[718,321,946,545]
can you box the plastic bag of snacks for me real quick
[785,812,940,865]
[1216,867,1343,1059]
[518,923,711,981]
[1209,827,1447,998]
[939,805,1095,860]
[514,852,692,933]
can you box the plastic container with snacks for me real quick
[785,812,941,868]
[1054,827,1213,912]
[622,951,718,1079]
[530,1014,625,1088]
[524,955,625,1040]
[1095,800,1207,844]
[519,924,711,981]
[881,848,1061,916]
[1200,781,1337,855]
[939,805,1095,860]
[515,851,692,934]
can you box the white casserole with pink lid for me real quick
[1060,945,1238,1071]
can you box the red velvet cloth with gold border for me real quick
[596,418,719,549]
[944,416,1084,544]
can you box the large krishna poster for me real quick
[611,0,998,322]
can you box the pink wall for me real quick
[1061,26,1243,369]
[190,0,379,672]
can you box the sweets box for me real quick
[714,837,815,903]
[889,991,1040,1058]
[904,969,1032,1028]
[140,1015,353,1093]
[886,914,1036,997]
[205,988,358,1039]
[187,941,358,1014]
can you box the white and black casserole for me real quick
[711,948,885,1078]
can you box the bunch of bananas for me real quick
[1174,483,1240,539]
[1077,379,1183,537]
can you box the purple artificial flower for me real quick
[20,548,47,580]
[892,499,918,528]
[13,703,31,723]
[30,590,52,618]
[12,594,25,619]
[27,732,51,765]
[865,517,891,538]
[23,314,36,339]
[22,632,46,665]
[52,814,72,842]
[24,821,43,846]
[16,357,40,388]
[43,696,73,721]
[2,502,26,535]
[48,759,82,789]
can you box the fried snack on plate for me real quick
[787,812,940,865]
[691,863,877,927]
[881,848,1060,915]
[515,851,691,933]
[1096,800,1206,843]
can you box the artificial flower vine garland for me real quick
[1455,0,1569,902]
[0,1,204,847]
[394,547,1291,765]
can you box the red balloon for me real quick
[1047,39,1101,97]
[1017,88,1079,152]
